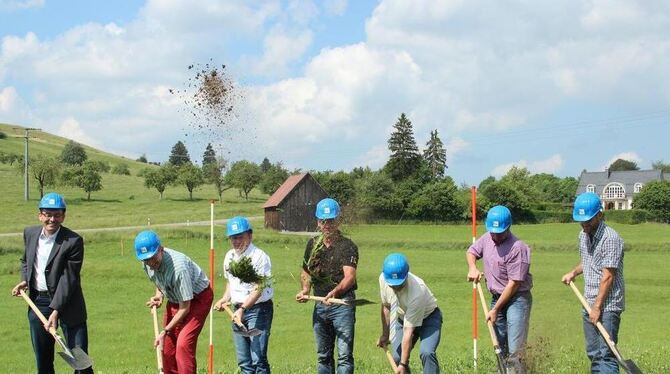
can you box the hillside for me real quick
[0,123,266,233]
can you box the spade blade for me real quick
[57,347,92,371]
[232,324,262,337]
[621,359,644,374]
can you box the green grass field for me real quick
[1,223,669,373]
[1,126,669,372]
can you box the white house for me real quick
[576,169,670,210]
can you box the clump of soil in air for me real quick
[169,60,247,152]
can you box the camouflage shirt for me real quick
[302,232,359,297]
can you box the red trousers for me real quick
[162,287,213,374]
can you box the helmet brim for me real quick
[384,276,407,286]
[486,224,509,234]
[573,211,598,222]
[136,248,158,261]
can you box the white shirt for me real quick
[223,243,273,304]
[34,228,60,291]
[379,272,438,328]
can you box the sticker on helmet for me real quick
[324,207,331,214]
[493,221,499,227]
[232,224,238,230]
[579,209,585,215]
[141,247,148,253]
[48,199,55,204]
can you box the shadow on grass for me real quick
[67,198,123,204]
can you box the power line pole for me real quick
[15,127,41,201]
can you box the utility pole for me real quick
[15,127,41,201]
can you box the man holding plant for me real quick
[214,216,274,374]
[296,198,359,374]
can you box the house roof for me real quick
[577,169,666,197]
[262,173,310,208]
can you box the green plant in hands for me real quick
[228,256,272,290]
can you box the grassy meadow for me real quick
[1,127,669,372]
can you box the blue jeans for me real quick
[491,291,532,374]
[390,307,442,374]
[232,301,273,374]
[28,294,93,374]
[312,303,356,374]
[582,310,621,374]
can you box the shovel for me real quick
[476,282,507,374]
[19,290,93,371]
[307,295,376,306]
[568,282,643,374]
[382,346,399,373]
[151,306,164,373]
[220,304,262,337]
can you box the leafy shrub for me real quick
[112,163,131,175]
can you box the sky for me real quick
[1,0,669,185]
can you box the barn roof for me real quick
[262,173,310,208]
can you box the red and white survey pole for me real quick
[208,200,216,374]
[471,186,478,370]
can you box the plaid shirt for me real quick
[579,222,625,312]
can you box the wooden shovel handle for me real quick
[568,281,625,362]
[307,295,349,305]
[475,282,501,347]
[384,347,399,372]
[19,290,58,336]
[151,306,163,371]
[221,304,246,328]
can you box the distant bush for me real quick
[529,210,573,223]
[112,163,131,175]
[0,131,6,139]
[90,160,111,173]
[604,209,653,224]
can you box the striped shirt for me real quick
[143,248,210,304]
[579,222,625,312]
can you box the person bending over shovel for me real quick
[466,205,533,374]
[377,253,443,374]
[135,230,213,374]
[213,216,274,374]
[562,192,627,374]
[11,192,94,374]
[295,198,359,374]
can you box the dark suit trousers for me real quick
[28,294,93,374]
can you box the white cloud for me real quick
[491,154,564,177]
[602,152,643,171]
[251,25,313,77]
[0,0,43,11]
[0,86,18,112]
[324,0,347,16]
[57,118,101,148]
[354,144,388,170]
[444,137,469,161]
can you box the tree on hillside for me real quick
[225,160,262,200]
[203,156,232,203]
[318,171,356,206]
[144,164,178,199]
[178,163,205,200]
[258,162,289,195]
[355,172,403,218]
[480,180,531,220]
[385,113,423,181]
[169,141,191,166]
[633,180,670,222]
[61,140,88,166]
[608,158,639,171]
[112,163,131,175]
[202,143,216,166]
[61,161,103,200]
[499,166,539,205]
[651,160,670,173]
[136,154,148,163]
[423,129,447,180]
[260,157,272,173]
[17,156,61,198]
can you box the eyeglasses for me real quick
[318,219,336,225]
[40,212,64,220]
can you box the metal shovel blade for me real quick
[57,347,92,371]
[621,359,644,374]
[232,323,262,337]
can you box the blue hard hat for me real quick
[382,253,409,286]
[134,230,161,261]
[39,192,66,210]
[226,216,252,237]
[315,198,340,219]
[573,192,602,222]
[486,205,512,234]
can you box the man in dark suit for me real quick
[11,192,93,374]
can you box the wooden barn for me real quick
[263,173,328,232]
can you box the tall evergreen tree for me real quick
[169,141,191,166]
[202,143,216,166]
[385,113,422,181]
[423,129,447,179]
[260,157,272,173]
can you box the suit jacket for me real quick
[21,225,88,325]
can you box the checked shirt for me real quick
[579,221,625,312]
